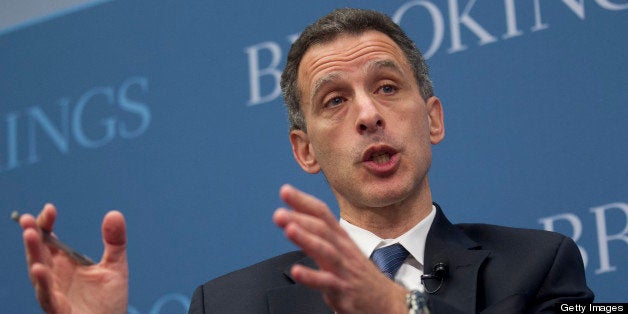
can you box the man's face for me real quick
[290,30,444,210]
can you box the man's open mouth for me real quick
[371,152,391,164]
[363,145,398,165]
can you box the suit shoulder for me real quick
[201,250,305,290]
[189,250,306,313]
[455,222,569,252]
[450,223,593,307]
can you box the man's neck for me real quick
[337,188,433,239]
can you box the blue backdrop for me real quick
[1,1,627,312]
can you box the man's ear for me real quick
[426,96,445,145]
[289,129,321,174]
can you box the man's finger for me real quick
[290,264,343,293]
[273,208,337,244]
[31,263,58,313]
[284,222,345,272]
[36,204,57,233]
[19,213,37,230]
[101,210,127,265]
[279,185,340,228]
[23,228,47,279]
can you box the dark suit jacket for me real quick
[188,205,594,313]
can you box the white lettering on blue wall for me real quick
[244,0,628,107]
[539,202,628,275]
[0,76,151,173]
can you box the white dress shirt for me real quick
[339,205,436,292]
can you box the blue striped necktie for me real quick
[370,243,409,279]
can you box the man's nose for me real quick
[355,94,385,134]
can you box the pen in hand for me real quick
[11,210,96,266]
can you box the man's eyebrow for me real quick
[311,72,343,103]
[365,59,405,76]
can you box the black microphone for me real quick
[421,256,449,294]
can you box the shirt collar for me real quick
[339,205,436,266]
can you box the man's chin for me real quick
[357,185,415,208]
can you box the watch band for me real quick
[406,290,430,314]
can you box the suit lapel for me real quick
[266,256,332,314]
[424,204,490,314]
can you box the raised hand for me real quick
[19,204,128,314]
[273,184,408,314]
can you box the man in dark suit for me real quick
[190,204,592,313]
[189,8,593,313]
[20,7,593,314]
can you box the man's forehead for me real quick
[297,30,409,90]
[300,31,403,67]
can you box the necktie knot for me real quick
[370,243,409,279]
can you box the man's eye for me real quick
[379,84,397,94]
[326,97,344,107]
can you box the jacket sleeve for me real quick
[530,235,594,313]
